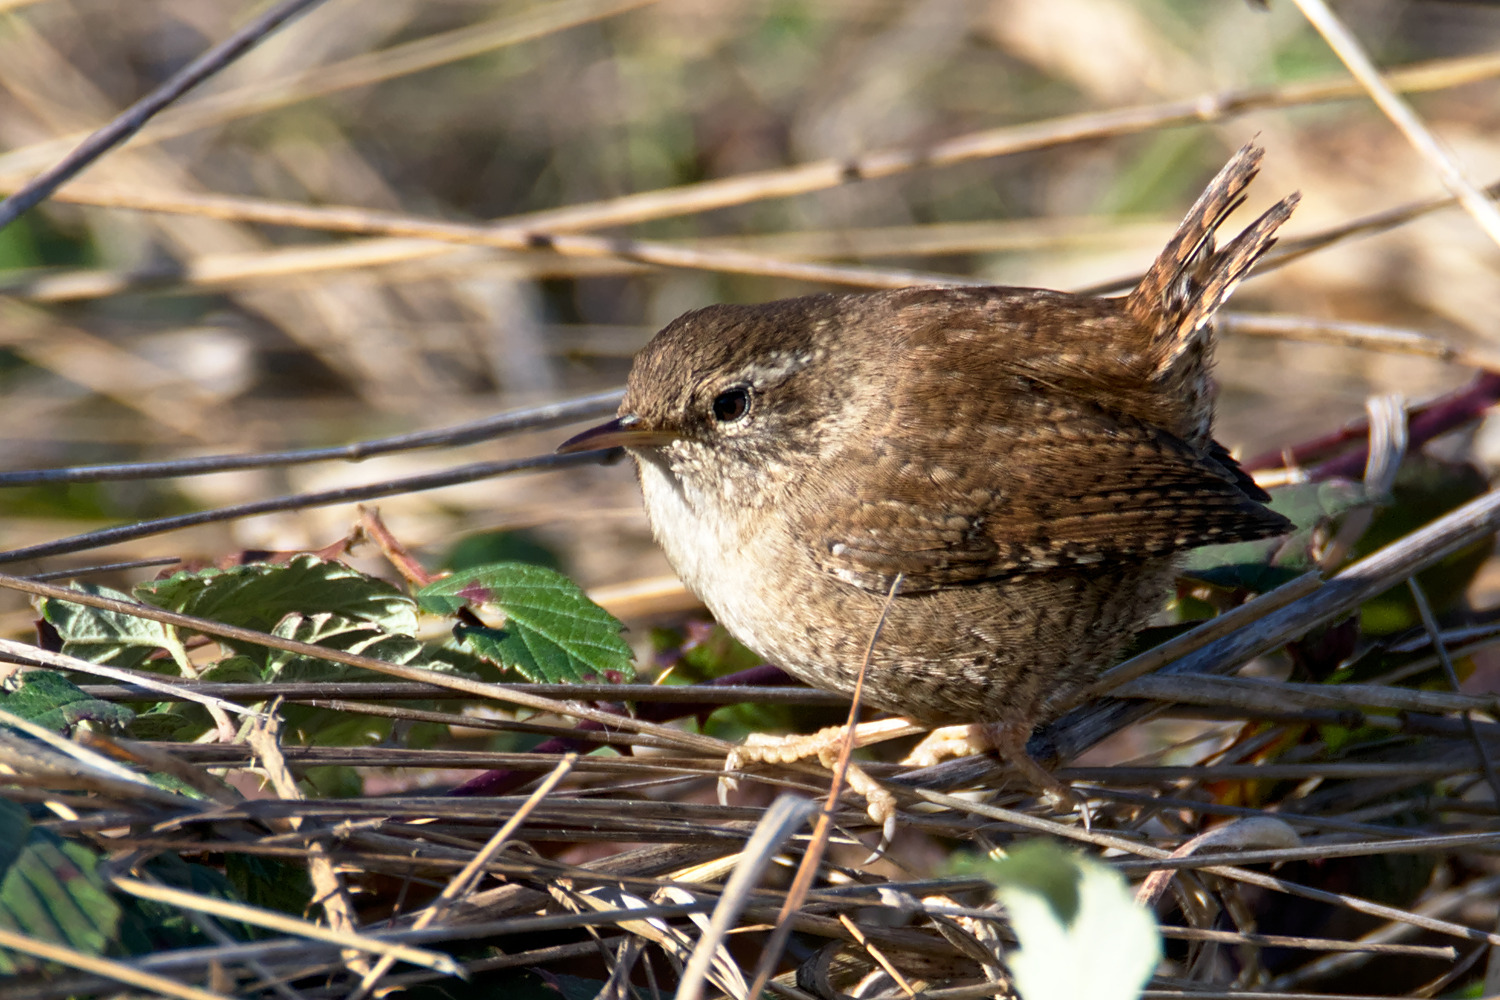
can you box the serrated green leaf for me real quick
[957,840,1160,1000]
[266,612,427,682]
[1183,479,1373,591]
[38,582,174,672]
[134,555,418,650]
[265,613,447,747]
[0,799,121,974]
[419,562,634,683]
[117,855,254,953]
[197,655,265,685]
[0,670,133,733]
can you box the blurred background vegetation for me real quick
[0,0,1498,623]
[6,2,1500,994]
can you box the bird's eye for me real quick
[711,386,751,423]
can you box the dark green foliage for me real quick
[0,670,133,733]
[0,799,120,974]
[40,582,177,673]
[224,854,312,919]
[116,855,256,953]
[135,554,419,641]
[442,528,565,573]
[1348,456,1493,634]
[649,623,824,742]
[1182,479,1373,592]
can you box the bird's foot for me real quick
[903,722,1091,829]
[720,718,922,842]
[904,723,995,768]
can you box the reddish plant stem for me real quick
[1243,372,1500,477]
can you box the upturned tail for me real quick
[1126,143,1300,372]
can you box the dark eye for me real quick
[711,386,751,423]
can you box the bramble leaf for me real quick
[419,562,634,683]
[38,583,174,672]
[135,555,418,642]
[0,799,121,974]
[0,670,133,733]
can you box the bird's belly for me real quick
[636,454,1172,727]
[744,565,1172,726]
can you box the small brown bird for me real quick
[560,143,1297,804]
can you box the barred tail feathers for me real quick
[1126,143,1299,370]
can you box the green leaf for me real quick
[263,613,474,747]
[134,555,418,648]
[225,854,311,918]
[956,840,1161,1000]
[1349,456,1492,635]
[264,613,428,746]
[0,670,133,733]
[419,562,634,683]
[954,840,1082,925]
[117,855,254,953]
[265,612,427,682]
[38,583,174,672]
[0,799,121,974]
[1182,479,1373,591]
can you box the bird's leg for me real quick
[721,717,924,838]
[904,722,1090,825]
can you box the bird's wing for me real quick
[810,391,1289,594]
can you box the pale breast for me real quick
[633,448,794,656]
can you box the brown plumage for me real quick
[560,143,1297,760]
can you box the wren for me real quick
[560,143,1297,793]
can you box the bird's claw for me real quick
[719,729,902,843]
[1040,784,1092,831]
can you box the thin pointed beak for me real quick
[555,415,682,454]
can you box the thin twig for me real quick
[1292,0,1500,249]
[0,0,327,232]
[0,390,622,487]
[1406,576,1500,809]
[744,573,903,1000]
[0,451,598,565]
